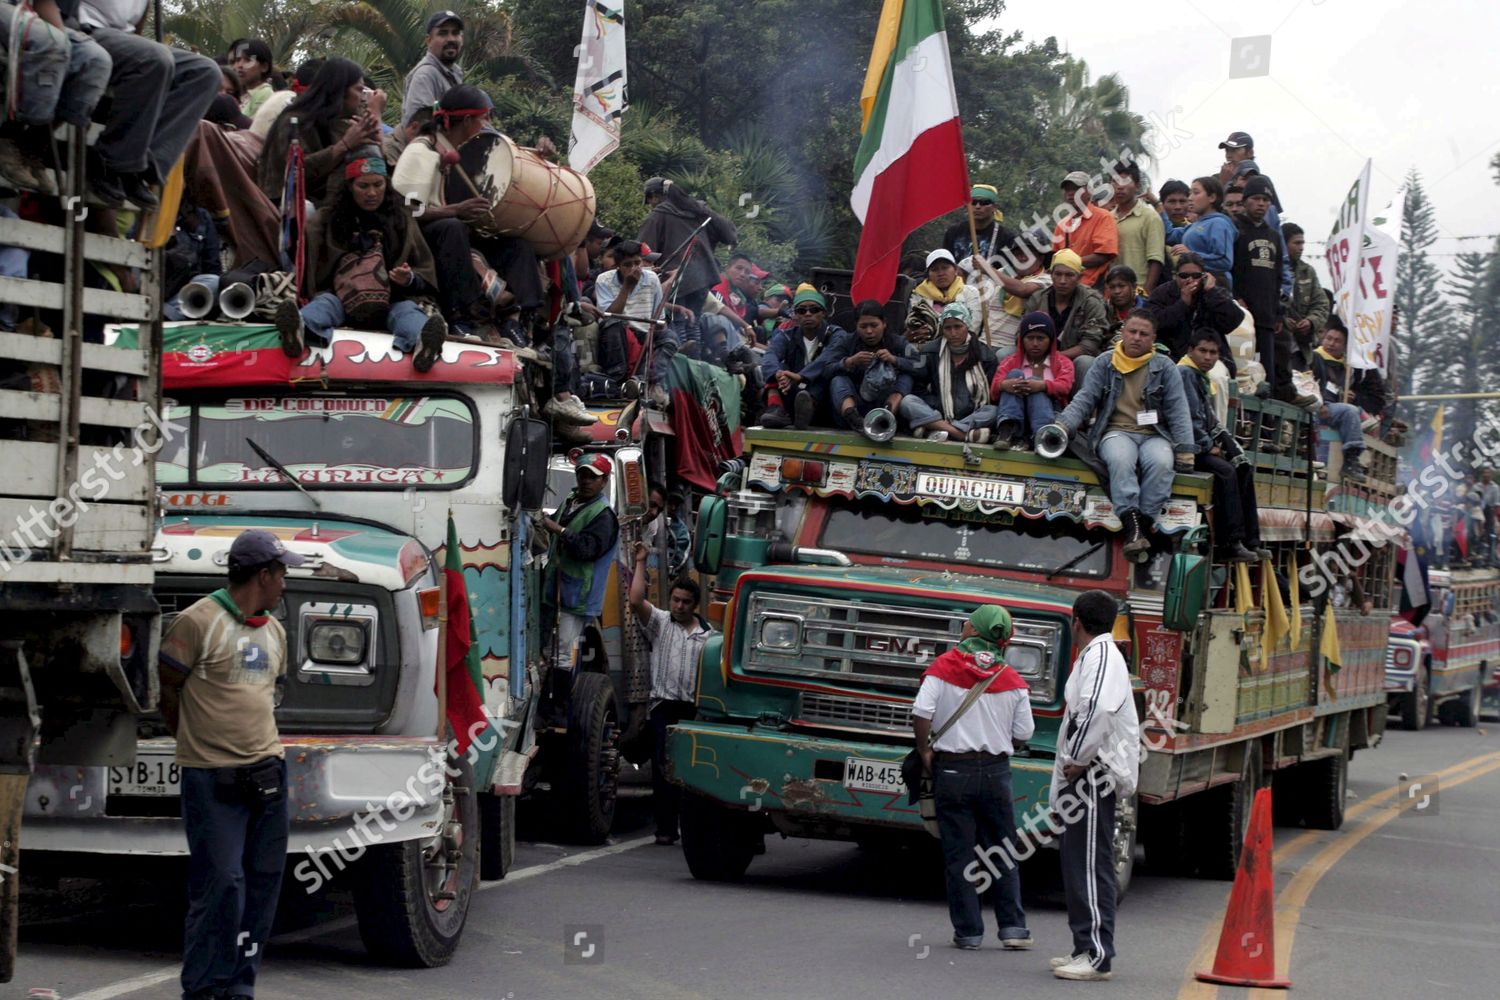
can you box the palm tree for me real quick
[1048,55,1150,163]
[162,0,333,66]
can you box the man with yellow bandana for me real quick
[1055,310,1195,562]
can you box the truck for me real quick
[0,173,162,980]
[1386,567,1499,729]
[668,392,1397,887]
[21,320,635,965]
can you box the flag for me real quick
[568,0,627,174]
[442,512,491,755]
[279,137,307,304]
[849,0,970,303]
[1349,192,1401,373]
[1320,603,1342,697]
[112,322,298,387]
[1287,552,1302,649]
[1260,558,1288,673]
[1324,160,1372,377]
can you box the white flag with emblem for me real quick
[568,0,628,174]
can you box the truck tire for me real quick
[1195,743,1260,880]
[1141,801,1192,876]
[1271,766,1306,827]
[1113,794,1139,899]
[561,671,620,844]
[352,753,478,967]
[1400,667,1429,731]
[1301,746,1348,831]
[478,791,516,881]
[680,793,761,882]
[1454,678,1482,728]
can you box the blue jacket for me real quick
[820,329,919,395]
[1166,212,1236,282]
[1177,365,1218,455]
[1058,351,1195,455]
[760,321,847,385]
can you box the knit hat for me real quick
[1019,311,1056,339]
[791,284,826,310]
[1051,248,1084,274]
[764,283,791,301]
[940,302,971,327]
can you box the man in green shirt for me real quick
[1110,160,1166,293]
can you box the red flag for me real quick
[441,513,490,755]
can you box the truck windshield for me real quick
[160,395,476,489]
[819,498,1110,578]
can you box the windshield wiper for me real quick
[245,437,323,509]
[1047,541,1103,580]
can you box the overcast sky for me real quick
[991,0,1500,281]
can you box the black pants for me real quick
[1196,453,1262,547]
[650,699,696,838]
[419,218,483,321]
[472,233,544,312]
[1059,768,1118,972]
[599,320,679,384]
[932,754,1028,942]
[1256,322,1296,400]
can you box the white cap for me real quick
[925,248,956,269]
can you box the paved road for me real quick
[13,724,1500,1000]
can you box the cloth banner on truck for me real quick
[568,0,628,174]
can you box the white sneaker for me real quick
[1049,954,1081,969]
[1001,935,1035,950]
[1052,956,1113,981]
[927,430,949,442]
[547,395,598,426]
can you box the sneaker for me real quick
[1001,934,1035,950]
[546,395,598,426]
[649,384,670,409]
[952,935,982,951]
[1053,956,1112,981]
[1049,955,1083,969]
[760,404,791,429]
[1342,465,1366,484]
[554,421,593,446]
[1010,438,1032,453]
[1360,412,1381,432]
[275,299,305,358]
[927,430,949,442]
[0,138,52,194]
[412,313,447,373]
[1293,392,1321,409]
[792,392,814,430]
[841,406,866,433]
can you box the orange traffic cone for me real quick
[1195,786,1291,988]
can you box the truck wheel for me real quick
[1113,794,1139,899]
[680,793,761,882]
[1454,679,1482,728]
[478,792,516,881]
[1195,743,1260,880]
[1271,766,1306,827]
[1141,801,1192,876]
[1301,746,1348,831]
[352,752,478,967]
[1400,668,1429,731]
[562,672,620,844]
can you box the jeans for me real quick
[1098,430,1175,519]
[180,761,289,1000]
[898,395,997,433]
[0,207,27,330]
[552,323,579,396]
[932,755,1028,943]
[1196,453,1260,547]
[1059,768,1118,972]
[0,7,112,128]
[163,273,220,321]
[300,292,430,351]
[828,373,898,417]
[994,378,1057,437]
[88,28,219,177]
[1319,401,1362,448]
[650,699,695,838]
[598,319,679,383]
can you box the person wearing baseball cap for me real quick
[540,453,621,666]
[992,310,1075,451]
[403,10,467,127]
[1054,170,1118,288]
[158,528,302,1000]
[910,247,984,335]
[227,38,276,118]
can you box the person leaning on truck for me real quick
[540,452,621,664]
[1047,589,1140,983]
[629,541,713,845]
[157,529,302,1000]
[911,605,1035,952]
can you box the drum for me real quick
[450,131,597,260]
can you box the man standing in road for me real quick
[630,543,713,845]
[1048,590,1140,982]
[403,10,466,127]
[912,605,1034,952]
[541,454,621,666]
[158,529,301,1000]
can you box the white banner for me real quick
[1324,160,1394,373]
[567,0,628,174]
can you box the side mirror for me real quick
[503,417,551,511]
[693,495,728,575]
[614,446,649,520]
[1163,526,1210,632]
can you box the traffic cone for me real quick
[1195,786,1291,988]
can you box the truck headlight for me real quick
[307,622,368,665]
[759,617,800,652]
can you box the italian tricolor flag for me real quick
[850,0,970,303]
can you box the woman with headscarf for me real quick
[911,604,1034,952]
[904,299,940,347]
[900,302,999,442]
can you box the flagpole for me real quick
[966,202,991,345]
[436,517,450,744]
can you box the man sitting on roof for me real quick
[593,240,676,389]
[826,300,918,439]
[759,286,844,430]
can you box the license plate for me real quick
[844,756,904,794]
[109,753,181,796]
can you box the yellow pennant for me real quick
[1260,558,1289,673]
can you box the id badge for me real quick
[1324,380,1339,396]
[1137,409,1159,427]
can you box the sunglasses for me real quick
[794,306,824,315]
[971,199,993,207]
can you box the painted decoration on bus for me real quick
[158,396,476,488]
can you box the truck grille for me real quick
[798,693,913,733]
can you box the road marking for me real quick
[1176,748,1500,999]
[66,835,653,1000]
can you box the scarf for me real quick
[1111,341,1154,375]
[1313,346,1342,364]
[914,275,968,305]
[921,606,1030,693]
[937,336,990,421]
[1177,353,1216,394]
[210,588,271,628]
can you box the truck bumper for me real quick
[23,736,448,856]
[665,721,1054,834]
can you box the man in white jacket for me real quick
[1048,589,1140,982]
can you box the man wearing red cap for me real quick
[540,453,621,663]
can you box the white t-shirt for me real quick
[594,268,664,335]
[912,675,1034,755]
[645,606,712,704]
[79,0,147,31]
[1049,634,1141,802]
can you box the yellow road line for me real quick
[1176,748,1500,999]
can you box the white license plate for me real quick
[109,754,182,796]
[844,756,904,794]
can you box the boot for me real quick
[793,392,815,431]
[760,404,791,429]
[994,419,1020,450]
[1122,510,1151,563]
[1342,448,1366,483]
[1220,541,1258,562]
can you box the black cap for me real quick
[228,38,273,67]
[426,10,464,32]
[437,84,492,113]
[1243,176,1274,200]
[228,529,307,571]
[1218,131,1254,150]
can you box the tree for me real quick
[1439,244,1500,450]
[163,0,333,67]
[1394,171,1446,407]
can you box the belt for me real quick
[934,750,1009,761]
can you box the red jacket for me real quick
[991,348,1075,407]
